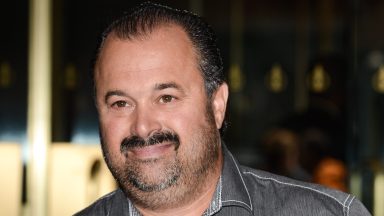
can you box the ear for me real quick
[211,83,229,129]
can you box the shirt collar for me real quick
[202,176,222,215]
[203,144,253,215]
[218,145,253,211]
[127,199,141,216]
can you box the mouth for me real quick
[127,142,176,159]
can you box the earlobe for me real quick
[212,83,229,129]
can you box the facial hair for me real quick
[120,131,181,192]
[100,102,222,210]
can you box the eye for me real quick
[111,100,129,108]
[159,95,175,104]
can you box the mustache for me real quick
[120,131,180,153]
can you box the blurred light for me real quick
[229,64,244,93]
[48,144,116,216]
[0,143,22,216]
[372,65,384,94]
[0,131,28,162]
[27,0,52,214]
[350,171,362,201]
[71,130,100,144]
[374,171,384,216]
[308,64,330,93]
[265,63,286,93]
[0,61,12,88]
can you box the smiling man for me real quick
[94,14,225,215]
[75,2,370,216]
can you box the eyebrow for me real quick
[104,90,126,104]
[154,82,184,93]
[104,82,184,103]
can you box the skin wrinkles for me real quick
[96,25,228,214]
[104,81,186,106]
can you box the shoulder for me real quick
[73,189,126,216]
[239,166,371,215]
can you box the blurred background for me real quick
[1,0,383,215]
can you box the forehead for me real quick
[96,25,200,78]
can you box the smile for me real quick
[128,142,175,159]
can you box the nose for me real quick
[130,104,161,138]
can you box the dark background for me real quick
[1,0,384,211]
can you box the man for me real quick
[75,2,370,215]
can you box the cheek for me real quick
[99,115,129,153]
[167,104,208,143]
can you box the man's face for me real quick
[95,25,228,209]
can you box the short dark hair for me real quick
[93,1,225,98]
[93,2,228,136]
